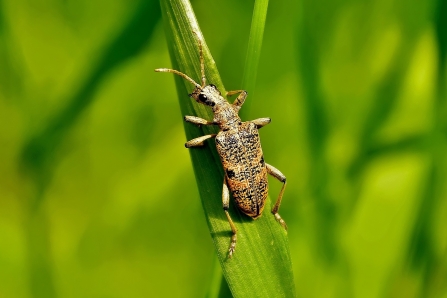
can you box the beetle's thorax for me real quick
[212,101,241,131]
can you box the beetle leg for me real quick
[265,163,288,230]
[223,178,237,258]
[226,89,245,97]
[227,90,248,110]
[184,115,217,127]
[185,134,216,148]
[251,117,271,129]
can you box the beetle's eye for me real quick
[198,93,208,102]
[209,84,217,89]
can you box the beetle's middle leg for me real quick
[266,163,288,230]
[185,134,216,148]
[251,117,271,129]
[222,177,237,258]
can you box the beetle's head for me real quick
[154,68,224,107]
[189,84,223,107]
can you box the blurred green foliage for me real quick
[0,0,446,297]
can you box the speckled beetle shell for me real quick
[216,122,268,218]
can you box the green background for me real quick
[0,0,446,297]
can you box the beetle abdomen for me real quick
[215,122,268,218]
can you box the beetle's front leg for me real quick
[185,134,216,148]
[222,178,237,258]
[265,163,288,230]
[227,90,247,110]
[184,115,217,127]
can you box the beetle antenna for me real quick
[155,68,201,89]
[193,32,206,88]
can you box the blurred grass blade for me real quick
[21,0,161,189]
[158,0,296,297]
[241,0,269,116]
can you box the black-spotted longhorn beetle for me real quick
[155,33,287,258]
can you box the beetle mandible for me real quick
[155,34,287,258]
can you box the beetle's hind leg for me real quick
[222,178,237,258]
[266,163,288,230]
[185,134,216,148]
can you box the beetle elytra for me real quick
[155,33,287,258]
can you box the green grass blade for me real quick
[158,0,296,297]
[241,0,269,116]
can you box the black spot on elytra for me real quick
[260,156,265,165]
[226,169,235,178]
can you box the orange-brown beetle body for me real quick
[216,122,268,218]
[155,34,287,257]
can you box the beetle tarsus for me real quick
[228,233,237,258]
[273,212,288,231]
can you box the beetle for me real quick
[155,34,287,258]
